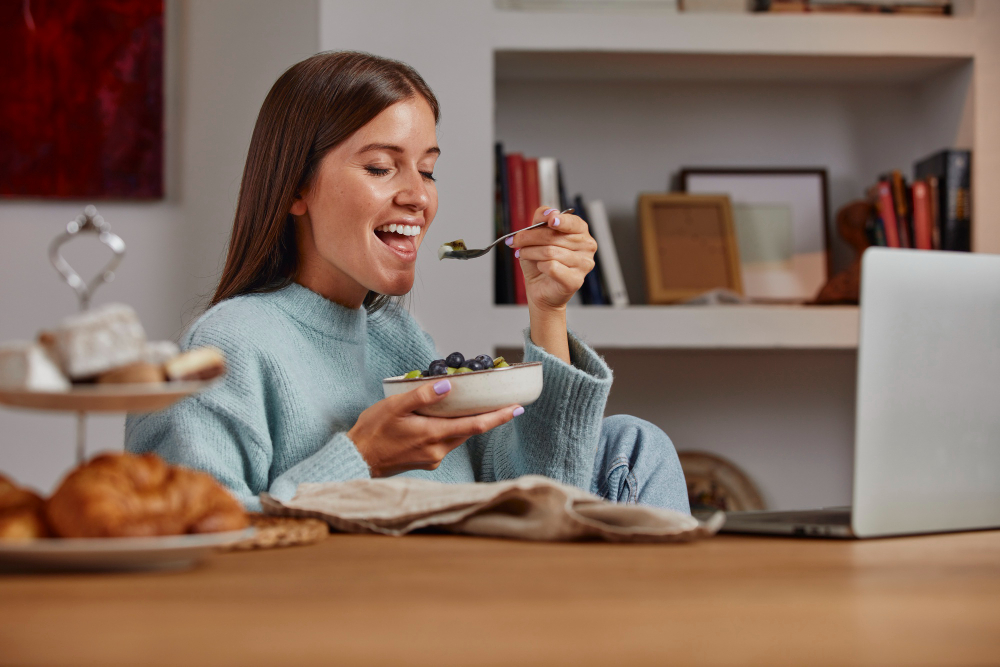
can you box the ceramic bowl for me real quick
[382,362,543,418]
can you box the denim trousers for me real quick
[590,415,690,514]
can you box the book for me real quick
[537,157,560,209]
[911,180,933,250]
[889,171,912,248]
[875,181,901,248]
[494,143,515,305]
[926,175,941,250]
[914,149,971,252]
[585,199,630,306]
[520,158,541,305]
[572,196,608,305]
[505,153,529,305]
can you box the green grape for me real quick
[404,370,422,379]
[492,356,505,367]
[495,361,510,368]
[446,367,457,375]
[455,367,473,374]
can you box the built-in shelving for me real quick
[488,305,859,349]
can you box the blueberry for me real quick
[475,354,493,369]
[446,352,465,368]
[427,359,448,376]
[465,359,486,372]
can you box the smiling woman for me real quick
[124,51,690,515]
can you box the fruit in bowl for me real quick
[383,352,542,418]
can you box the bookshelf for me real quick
[320,0,998,509]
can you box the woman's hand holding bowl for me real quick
[347,379,520,477]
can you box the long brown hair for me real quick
[211,51,440,311]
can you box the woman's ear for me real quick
[289,195,307,217]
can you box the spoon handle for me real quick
[493,208,574,248]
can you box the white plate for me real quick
[383,362,543,418]
[0,380,217,413]
[0,528,254,572]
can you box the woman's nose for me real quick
[395,169,430,210]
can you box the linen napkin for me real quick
[260,475,724,543]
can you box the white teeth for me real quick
[377,224,420,236]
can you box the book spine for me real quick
[537,157,560,209]
[926,175,941,250]
[585,200,630,306]
[505,153,527,306]
[911,180,933,250]
[890,170,912,248]
[914,149,971,252]
[494,143,514,305]
[876,181,901,248]
[572,196,607,305]
[946,150,972,251]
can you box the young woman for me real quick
[125,51,689,514]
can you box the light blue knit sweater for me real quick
[125,283,613,511]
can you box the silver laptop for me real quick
[720,248,1000,538]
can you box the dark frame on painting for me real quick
[679,168,831,303]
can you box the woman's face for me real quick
[291,96,439,307]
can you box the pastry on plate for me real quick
[0,342,70,392]
[0,474,52,540]
[48,303,147,379]
[164,346,226,382]
[96,362,166,384]
[46,452,248,538]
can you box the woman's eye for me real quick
[365,166,390,176]
[421,171,436,182]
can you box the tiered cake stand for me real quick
[0,206,215,464]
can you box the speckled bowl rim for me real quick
[382,361,542,383]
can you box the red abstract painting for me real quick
[0,0,163,198]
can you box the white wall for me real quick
[0,0,319,493]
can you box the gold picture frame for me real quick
[638,193,743,304]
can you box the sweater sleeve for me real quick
[471,329,612,489]
[124,315,371,512]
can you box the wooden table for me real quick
[2,531,999,666]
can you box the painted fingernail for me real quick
[434,380,451,395]
[505,236,514,246]
[513,406,525,417]
[542,208,557,215]
[515,249,520,259]
[552,217,560,227]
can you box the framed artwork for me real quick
[0,0,164,199]
[680,168,830,303]
[637,193,742,304]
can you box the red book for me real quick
[912,180,933,250]
[876,181,901,248]
[505,153,528,305]
[519,158,541,305]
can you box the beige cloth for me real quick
[261,475,724,543]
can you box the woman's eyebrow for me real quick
[357,143,441,156]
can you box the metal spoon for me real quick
[438,208,574,260]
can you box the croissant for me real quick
[46,452,248,538]
[0,474,52,540]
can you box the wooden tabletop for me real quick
[2,530,999,666]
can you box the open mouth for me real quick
[374,224,421,255]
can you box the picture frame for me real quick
[679,168,830,303]
[637,193,743,304]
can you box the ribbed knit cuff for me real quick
[515,328,613,485]
[267,432,372,502]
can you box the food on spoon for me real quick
[0,473,52,540]
[474,354,493,369]
[437,239,467,260]
[464,359,485,372]
[403,370,422,379]
[46,452,248,538]
[445,352,465,368]
[0,342,71,391]
[97,361,166,384]
[47,303,148,379]
[164,346,226,382]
